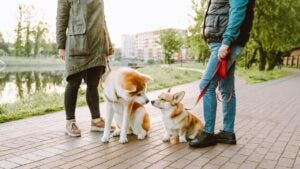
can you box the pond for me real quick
[0,66,66,104]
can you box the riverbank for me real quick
[0,56,63,67]
[0,66,202,123]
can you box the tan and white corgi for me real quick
[151,89,203,144]
[101,67,151,144]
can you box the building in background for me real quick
[121,28,188,63]
[135,30,162,62]
[121,35,135,59]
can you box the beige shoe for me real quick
[66,119,81,137]
[91,117,116,132]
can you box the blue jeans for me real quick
[199,43,243,134]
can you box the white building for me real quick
[121,35,135,59]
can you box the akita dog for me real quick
[101,67,151,144]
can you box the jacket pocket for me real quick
[67,34,89,56]
[67,15,89,56]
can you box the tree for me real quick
[157,29,184,64]
[187,0,209,63]
[13,4,52,57]
[0,32,9,55]
[24,18,32,57]
[14,5,25,56]
[33,22,48,56]
[249,0,300,70]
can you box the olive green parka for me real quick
[56,0,112,77]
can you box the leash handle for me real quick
[185,58,235,110]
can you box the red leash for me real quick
[185,58,230,110]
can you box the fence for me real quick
[283,56,300,68]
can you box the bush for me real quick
[147,59,155,65]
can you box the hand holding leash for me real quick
[218,44,230,61]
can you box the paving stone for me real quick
[147,160,172,169]
[238,161,258,169]
[258,159,277,169]
[277,157,294,168]
[0,160,19,169]
[7,157,32,165]
[127,161,151,169]
[169,158,191,168]
[220,162,240,169]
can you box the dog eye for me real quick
[137,93,142,96]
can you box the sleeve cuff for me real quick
[222,38,232,46]
[57,43,66,49]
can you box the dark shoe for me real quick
[189,132,216,148]
[215,130,236,144]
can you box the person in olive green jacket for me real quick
[56,0,114,137]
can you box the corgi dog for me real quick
[151,89,203,144]
[101,67,151,144]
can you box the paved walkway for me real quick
[0,69,300,169]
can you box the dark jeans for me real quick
[65,66,105,120]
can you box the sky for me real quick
[0,0,194,47]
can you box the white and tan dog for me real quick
[101,67,151,144]
[151,89,203,144]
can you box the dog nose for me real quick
[151,100,154,105]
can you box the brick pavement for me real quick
[0,69,300,169]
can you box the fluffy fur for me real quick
[151,89,203,144]
[101,67,151,144]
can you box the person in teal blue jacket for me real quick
[189,0,255,148]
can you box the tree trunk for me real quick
[246,48,258,69]
[267,51,283,70]
[258,46,266,71]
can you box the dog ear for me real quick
[139,73,152,83]
[125,85,137,93]
[167,88,171,93]
[172,91,185,103]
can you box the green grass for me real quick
[236,67,290,84]
[170,62,205,69]
[0,90,93,123]
[138,66,201,91]
[170,62,290,84]
[0,66,201,123]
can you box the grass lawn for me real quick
[236,67,290,84]
[0,66,201,123]
[173,62,290,84]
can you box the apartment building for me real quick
[121,28,188,63]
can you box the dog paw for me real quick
[170,138,178,144]
[179,136,187,143]
[119,137,128,144]
[189,135,196,140]
[101,135,110,143]
[162,136,170,142]
[137,133,146,140]
[110,130,120,138]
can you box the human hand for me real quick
[58,49,65,60]
[218,44,230,61]
[106,48,114,57]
